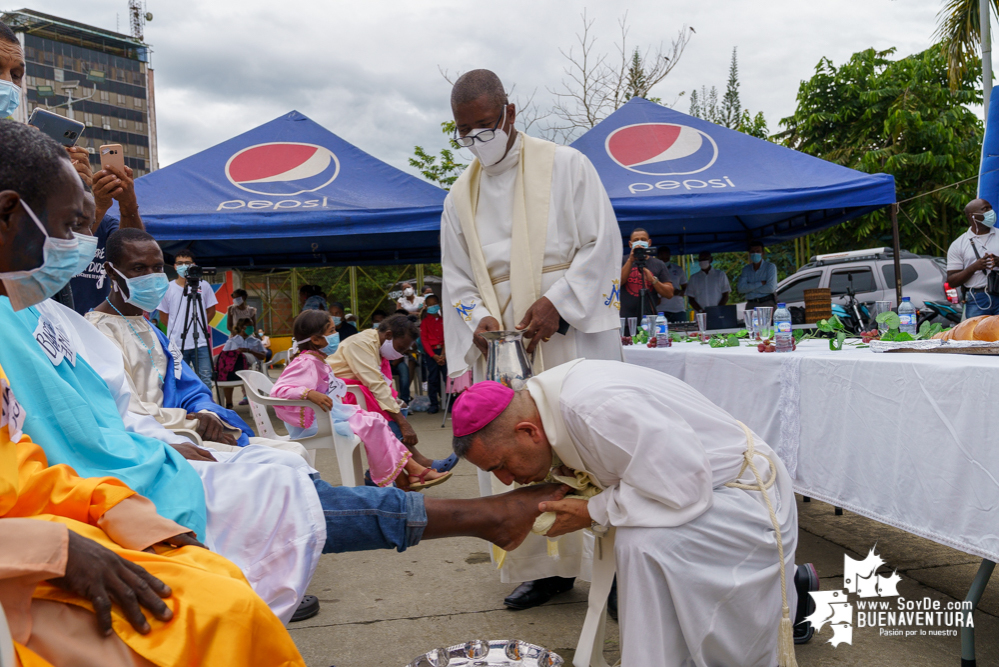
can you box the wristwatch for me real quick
[590,521,609,536]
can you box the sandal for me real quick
[408,468,452,491]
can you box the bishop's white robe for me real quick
[529,360,798,667]
[441,133,623,583]
[84,310,310,463]
[36,300,326,626]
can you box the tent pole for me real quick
[983,0,993,119]
[349,266,359,322]
[891,204,903,304]
[416,264,424,293]
[291,269,300,317]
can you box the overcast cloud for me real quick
[13,1,971,174]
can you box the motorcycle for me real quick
[917,300,962,329]
[831,281,873,333]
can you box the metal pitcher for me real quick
[481,330,534,390]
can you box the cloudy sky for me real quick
[14,0,973,174]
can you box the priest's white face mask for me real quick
[465,106,511,167]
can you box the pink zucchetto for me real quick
[452,381,515,437]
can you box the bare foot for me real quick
[480,483,571,551]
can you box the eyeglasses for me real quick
[453,106,506,148]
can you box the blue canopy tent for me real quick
[123,111,447,268]
[570,98,897,254]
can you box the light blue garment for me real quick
[0,79,20,118]
[737,260,778,301]
[0,299,207,538]
[110,265,170,312]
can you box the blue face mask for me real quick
[0,79,20,119]
[320,331,340,356]
[111,265,171,312]
[981,210,997,229]
[0,200,84,311]
[426,304,441,315]
[632,240,650,249]
[175,263,190,278]
[750,253,762,263]
[331,315,342,326]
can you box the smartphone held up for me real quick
[28,108,84,146]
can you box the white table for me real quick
[625,338,998,662]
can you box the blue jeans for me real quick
[395,360,412,402]
[965,291,999,317]
[182,346,213,387]
[312,480,426,553]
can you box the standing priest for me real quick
[451,360,818,667]
[440,69,623,609]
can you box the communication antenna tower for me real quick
[129,1,153,41]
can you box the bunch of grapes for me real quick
[756,338,796,353]
[647,337,658,348]
[621,336,633,346]
[859,329,880,344]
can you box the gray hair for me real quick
[452,431,479,458]
[451,69,508,109]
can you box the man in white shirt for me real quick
[396,281,425,314]
[947,198,999,317]
[440,68,623,610]
[156,250,217,386]
[451,361,816,667]
[656,246,688,321]
[685,251,731,313]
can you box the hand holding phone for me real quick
[28,108,85,146]
[99,144,126,172]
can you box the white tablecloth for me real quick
[624,339,999,562]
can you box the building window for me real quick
[133,97,143,109]
[84,113,94,126]
[135,121,144,133]
[118,117,128,129]
[117,94,126,105]
[136,145,145,156]
[100,90,109,102]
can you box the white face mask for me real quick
[699,260,712,270]
[403,287,414,297]
[380,338,404,360]
[466,106,510,167]
[233,296,244,306]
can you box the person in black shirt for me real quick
[329,301,358,341]
[619,228,674,321]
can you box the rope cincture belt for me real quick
[490,262,573,286]
[725,422,797,667]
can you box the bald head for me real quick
[965,198,993,225]
[453,391,553,486]
[451,69,508,110]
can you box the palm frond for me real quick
[933,0,999,91]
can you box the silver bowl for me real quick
[406,639,563,666]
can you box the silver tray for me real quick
[406,639,563,667]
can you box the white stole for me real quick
[450,133,557,372]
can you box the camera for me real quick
[185,265,217,281]
[633,245,658,263]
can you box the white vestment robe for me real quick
[36,300,326,625]
[84,310,310,462]
[529,360,798,667]
[441,133,623,583]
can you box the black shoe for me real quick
[291,595,320,622]
[428,407,440,414]
[793,563,819,644]
[503,576,575,610]
[607,576,618,621]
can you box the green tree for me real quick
[933,0,999,91]
[408,121,466,190]
[720,47,741,129]
[689,85,720,123]
[736,109,768,139]
[778,44,982,255]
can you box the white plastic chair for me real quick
[267,349,289,369]
[236,370,364,486]
[0,601,14,667]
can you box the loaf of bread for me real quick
[973,315,999,341]
[950,315,990,340]
[931,330,948,340]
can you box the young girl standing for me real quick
[271,310,451,490]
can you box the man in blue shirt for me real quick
[737,241,778,309]
[69,162,144,314]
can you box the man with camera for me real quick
[157,250,218,387]
[947,198,999,317]
[620,228,674,321]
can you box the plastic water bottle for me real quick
[774,302,793,352]
[898,297,917,335]
[655,312,670,347]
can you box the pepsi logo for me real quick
[225,142,340,196]
[605,123,718,176]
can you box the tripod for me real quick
[179,278,220,400]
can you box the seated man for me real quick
[0,367,306,666]
[451,359,818,667]
[84,228,307,461]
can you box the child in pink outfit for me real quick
[272,310,451,490]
